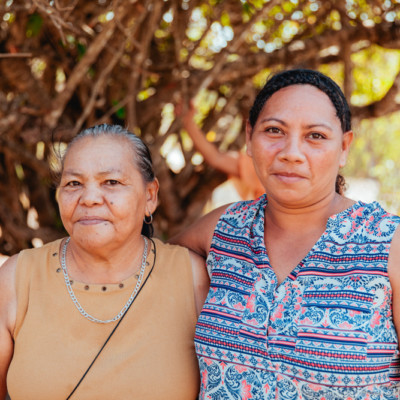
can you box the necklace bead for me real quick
[61,236,148,324]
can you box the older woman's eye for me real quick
[65,180,81,187]
[106,179,120,185]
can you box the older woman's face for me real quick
[58,135,158,251]
[246,84,353,208]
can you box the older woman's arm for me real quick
[0,256,17,400]
[388,226,400,338]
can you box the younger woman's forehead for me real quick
[263,85,335,111]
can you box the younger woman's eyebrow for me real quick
[305,123,333,131]
[259,118,287,126]
[259,118,333,131]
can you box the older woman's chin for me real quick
[68,227,114,247]
[69,224,143,250]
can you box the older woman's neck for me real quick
[62,235,147,284]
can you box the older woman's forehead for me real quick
[68,134,136,156]
[64,135,137,168]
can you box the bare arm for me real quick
[388,226,400,338]
[170,205,229,258]
[0,255,17,400]
[189,251,210,316]
[182,104,240,177]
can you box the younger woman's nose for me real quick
[278,136,306,163]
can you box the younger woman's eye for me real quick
[265,127,282,134]
[309,132,325,139]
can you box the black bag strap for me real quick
[66,238,156,400]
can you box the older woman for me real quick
[173,69,400,399]
[0,124,209,399]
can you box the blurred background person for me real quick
[181,100,264,201]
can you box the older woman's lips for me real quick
[78,217,107,225]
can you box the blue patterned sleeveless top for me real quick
[195,196,400,399]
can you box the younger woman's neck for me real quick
[265,192,354,232]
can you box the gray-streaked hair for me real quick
[63,124,155,183]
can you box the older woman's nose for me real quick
[79,183,104,205]
[278,135,306,163]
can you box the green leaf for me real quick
[26,13,43,38]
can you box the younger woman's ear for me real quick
[245,120,253,157]
[339,130,353,168]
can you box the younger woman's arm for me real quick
[170,205,228,258]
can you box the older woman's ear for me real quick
[146,178,159,215]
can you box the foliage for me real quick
[0,0,400,254]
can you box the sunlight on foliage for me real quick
[30,58,46,79]
[159,103,175,136]
[352,46,400,105]
[187,8,207,41]
[160,134,185,173]
[2,0,400,251]
[345,112,400,213]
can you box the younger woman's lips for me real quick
[273,172,305,183]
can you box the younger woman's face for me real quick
[246,84,353,208]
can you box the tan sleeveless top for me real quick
[7,238,200,399]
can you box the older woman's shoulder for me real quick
[0,253,17,399]
[151,237,193,260]
[0,253,18,282]
[0,253,18,335]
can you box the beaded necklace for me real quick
[61,236,148,324]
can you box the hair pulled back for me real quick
[61,123,156,237]
[249,69,351,194]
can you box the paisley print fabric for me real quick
[196,196,400,399]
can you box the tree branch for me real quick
[352,71,400,120]
[43,10,118,128]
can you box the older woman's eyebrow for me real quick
[96,169,124,176]
[61,169,83,177]
[63,168,123,176]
